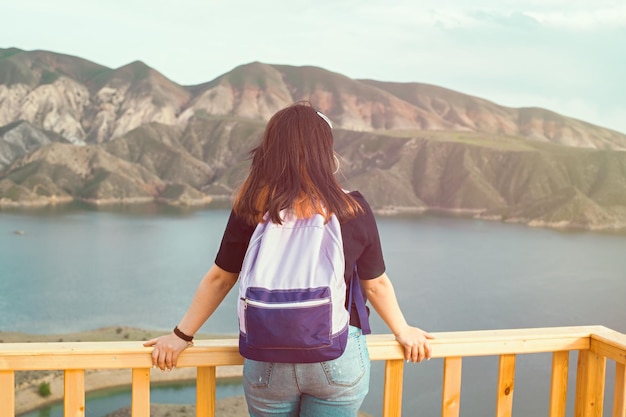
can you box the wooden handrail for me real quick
[1,325,625,417]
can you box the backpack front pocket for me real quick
[242,287,332,349]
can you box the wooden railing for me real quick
[1,325,625,417]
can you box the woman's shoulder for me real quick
[341,191,381,246]
[346,190,371,210]
[224,209,257,236]
[344,190,377,225]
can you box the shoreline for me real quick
[4,199,625,234]
[16,367,244,416]
[1,327,243,415]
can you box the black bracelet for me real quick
[173,326,194,342]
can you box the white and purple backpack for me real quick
[237,210,351,363]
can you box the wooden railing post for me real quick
[495,354,516,417]
[442,357,462,417]
[132,368,151,417]
[382,359,404,417]
[550,351,569,417]
[197,366,217,417]
[64,369,85,417]
[575,349,606,417]
[0,370,15,417]
[613,362,625,417]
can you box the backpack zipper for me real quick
[241,297,330,309]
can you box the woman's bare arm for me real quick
[143,264,238,370]
[361,272,434,363]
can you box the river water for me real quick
[1,203,625,416]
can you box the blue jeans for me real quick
[243,326,371,417]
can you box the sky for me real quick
[2,0,625,133]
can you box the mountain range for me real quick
[1,47,626,231]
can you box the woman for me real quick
[144,102,433,417]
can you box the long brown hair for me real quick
[233,102,362,225]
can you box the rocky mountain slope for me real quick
[1,47,626,231]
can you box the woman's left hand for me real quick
[143,333,192,371]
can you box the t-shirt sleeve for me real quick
[348,192,386,280]
[214,210,255,273]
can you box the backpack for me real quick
[237,210,356,363]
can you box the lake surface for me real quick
[18,380,244,417]
[2,203,625,417]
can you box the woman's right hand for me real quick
[143,333,192,371]
[394,325,434,363]
[361,273,435,363]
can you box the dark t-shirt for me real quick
[214,191,386,328]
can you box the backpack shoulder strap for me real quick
[348,265,371,335]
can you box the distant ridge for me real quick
[1,47,626,232]
[1,47,624,147]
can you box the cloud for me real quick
[525,5,626,30]
[355,1,626,31]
